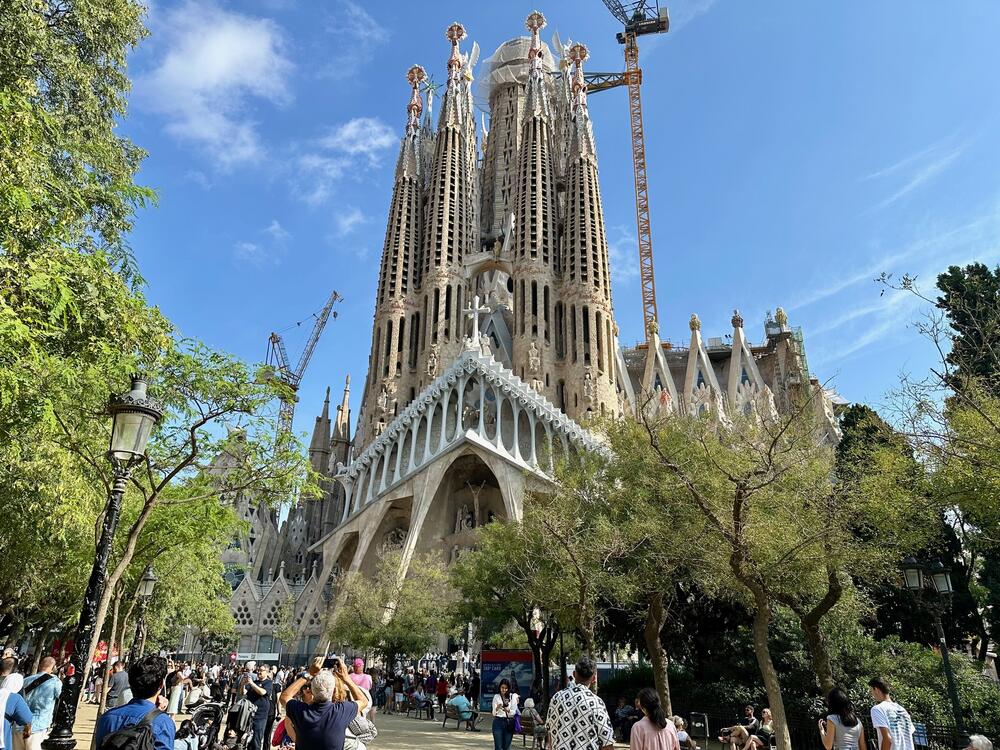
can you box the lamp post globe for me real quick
[900,556,925,592]
[139,565,158,599]
[42,377,161,750]
[108,377,162,464]
[928,559,954,595]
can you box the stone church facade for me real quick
[215,12,840,661]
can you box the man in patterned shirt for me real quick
[546,657,614,750]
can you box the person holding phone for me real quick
[491,679,519,750]
[279,657,370,750]
[241,665,273,750]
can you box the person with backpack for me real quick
[94,655,175,750]
[13,657,61,750]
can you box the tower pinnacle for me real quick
[406,65,426,135]
[568,43,590,114]
[445,22,466,84]
[525,11,547,77]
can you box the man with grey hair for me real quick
[279,657,369,750]
[966,736,993,750]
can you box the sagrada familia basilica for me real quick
[207,12,841,661]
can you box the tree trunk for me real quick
[98,586,123,716]
[643,590,673,715]
[800,618,836,695]
[750,595,791,750]
[540,627,557,707]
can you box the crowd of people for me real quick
[2,645,997,750]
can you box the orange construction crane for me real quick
[589,1,669,336]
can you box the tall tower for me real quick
[510,11,560,401]
[560,43,619,418]
[359,66,427,445]
[417,22,479,381]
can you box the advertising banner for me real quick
[479,649,534,713]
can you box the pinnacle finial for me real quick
[731,309,744,328]
[775,307,788,327]
[568,42,589,112]
[405,64,426,132]
[525,10,547,33]
[446,21,466,81]
[689,313,701,332]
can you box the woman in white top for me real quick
[491,678,519,750]
[819,688,866,750]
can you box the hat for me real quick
[354,658,364,669]
[523,698,534,709]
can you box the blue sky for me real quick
[125,0,1000,439]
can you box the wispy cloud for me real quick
[806,201,1000,366]
[334,207,366,236]
[264,219,291,245]
[321,1,390,78]
[607,225,640,284]
[865,135,969,211]
[668,0,719,29]
[294,117,396,205]
[234,220,294,266]
[139,1,292,167]
[319,118,396,165]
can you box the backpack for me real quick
[99,708,161,750]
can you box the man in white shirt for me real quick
[869,678,915,750]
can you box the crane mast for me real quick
[593,0,668,336]
[266,290,342,435]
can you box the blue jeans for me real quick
[493,717,514,750]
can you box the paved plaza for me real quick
[72,702,518,750]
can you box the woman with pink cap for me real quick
[348,659,372,692]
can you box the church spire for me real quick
[308,386,332,472]
[334,374,351,442]
[568,43,596,159]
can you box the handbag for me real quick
[513,712,523,734]
[349,713,378,744]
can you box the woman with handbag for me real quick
[491,679,519,750]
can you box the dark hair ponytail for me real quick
[638,687,667,729]
[826,687,858,728]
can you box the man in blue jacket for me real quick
[94,656,174,750]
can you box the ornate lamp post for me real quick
[43,377,162,750]
[900,557,965,737]
[128,566,158,663]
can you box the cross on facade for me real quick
[464,294,492,344]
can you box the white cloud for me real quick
[294,117,396,205]
[606,225,640,284]
[322,1,390,77]
[265,219,291,245]
[319,118,397,165]
[234,241,268,266]
[139,1,292,167]
[335,207,366,236]
[865,136,970,211]
[805,201,1000,366]
[234,220,294,266]
[665,0,718,29]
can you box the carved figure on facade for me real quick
[379,527,407,555]
[480,332,493,358]
[583,368,595,405]
[427,345,439,377]
[528,341,541,373]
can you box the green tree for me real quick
[450,520,560,704]
[329,551,454,669]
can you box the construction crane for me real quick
[587,1,669,337]
[265,290,342,435]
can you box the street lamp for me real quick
[44,377,161,750]
[899,557,965,738]
[128,566,158,663]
